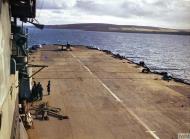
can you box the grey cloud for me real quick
[74,0,190,23]
[117,0,176,18]
[74,0,165,18]
[74,0,132,18]
[75,1,113,15]
[121,2,152,17]
[36,0,67,9]
[36,0,190,28]
[52,10,64,14]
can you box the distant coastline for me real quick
[45,23,190,35]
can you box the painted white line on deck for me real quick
[70,52,121,102]
[70,52,160,139]
[146,131,156,133]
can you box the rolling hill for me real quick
[45,23,190,35]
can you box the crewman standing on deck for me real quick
[37,82,43,100]
[61,44,64,51]
[31,81,37,100]
[66,42,71,51]
[47,80,51,95]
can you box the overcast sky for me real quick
[35,0,190,29]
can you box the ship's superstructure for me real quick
[0,0,36,139]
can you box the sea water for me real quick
[28,28,190,83]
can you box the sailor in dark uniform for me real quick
[37,82,43,100]
[47,80,51,95]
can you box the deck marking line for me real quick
[146,131,156,133]
[70,52,121,102]
[70,52,160,139]
[123,105,160,139]
[96,78,122,102]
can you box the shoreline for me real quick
[29,27,190,36]
[75,29,190,36]
[44,23,190,36]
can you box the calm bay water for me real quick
[28,28,190,83]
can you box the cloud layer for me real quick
[35,0,190,29]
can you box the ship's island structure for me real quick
[0,0,36,138]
